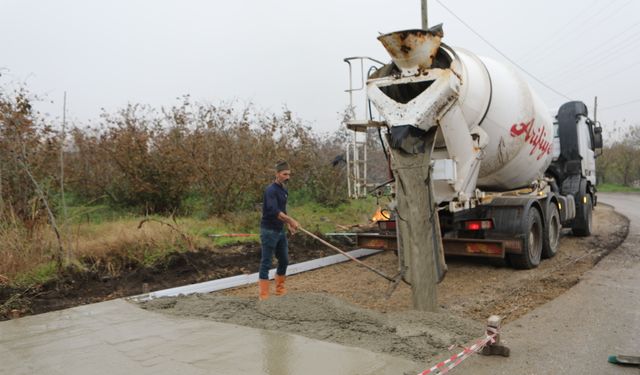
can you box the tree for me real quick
[598,124,640,186]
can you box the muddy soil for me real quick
[141,204,628,366]
[0,235,338,320]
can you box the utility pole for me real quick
[421,0,429,29]
[594,96,598,124]
[0,156,3,213]
[60,92,67,222]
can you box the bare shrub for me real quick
[66,103,195,212]
[0,89,60,225]
[596,124,640,186]
[0,88,66,278]
[67,98,349,215]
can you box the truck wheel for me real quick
[572,194,592,236]
[509,208,543,269]
[542,202,561,258]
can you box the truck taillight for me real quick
[378,220,396,231]
[464,220,494,231]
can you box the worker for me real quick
[258,160,299,300]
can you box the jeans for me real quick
[259,227,288,280]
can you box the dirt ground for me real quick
[219,204,628,322]
[141,203,628,366]
[0,235,338,320]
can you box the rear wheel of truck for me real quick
[572,192,593,237]
[542,202,561,258]
[509,208,543,269]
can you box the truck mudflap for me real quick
[356,232,513,258]
[442,238,504,258]
[356,233,398,251]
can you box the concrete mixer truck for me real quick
[345,24,603,283]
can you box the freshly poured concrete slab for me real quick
[0,299,418,375]
[131,248,382,302]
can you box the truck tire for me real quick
[572,193,592,236]
[542,202,561,258]
[509,208,543,269]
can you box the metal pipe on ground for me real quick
[208,233,257,238]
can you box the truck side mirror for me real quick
[593,126,603,149]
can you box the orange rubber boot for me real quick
[259,279,270,301]
[275,274,287,296]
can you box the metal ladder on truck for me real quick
[343,56,385,199]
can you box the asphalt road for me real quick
[456,192,640,375]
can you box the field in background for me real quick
[0,196,381,288]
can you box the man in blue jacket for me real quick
[259,160,299,300]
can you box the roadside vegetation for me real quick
[597,183,640,193]
[596,123,640,189]
[0,87,387,300]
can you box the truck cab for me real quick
[549,102,602,186]
[547,101,603,235]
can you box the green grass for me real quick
[597,183,640,193]
[179,213,262,247]
[54,190,381,238]
[180,196,380,246]
[53,192,134,225]
[65,204,134,224]
[12,262,58,289]
[290,197,380,233]
[2,196,382,286]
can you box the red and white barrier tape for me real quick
[418,327,498,375]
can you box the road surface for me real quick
[456,192,640,374]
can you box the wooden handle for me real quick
[298,227,396,282]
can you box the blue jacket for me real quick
[261,182,288,231]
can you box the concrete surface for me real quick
[132,248,381,302]
[456,192,640,374]
[0,298,418,375]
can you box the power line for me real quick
[566,58,640,95]
[434,0,572,100]
[600,98,640,111]
[526,0,632,67]
[546,21,640,84]
[518,0,609,64]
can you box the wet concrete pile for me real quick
[140,292,482,364]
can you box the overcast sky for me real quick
[2,0,639,137]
